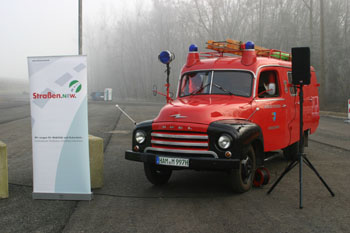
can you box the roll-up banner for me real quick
[28,55,92,200]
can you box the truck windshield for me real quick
[179,71,253,97]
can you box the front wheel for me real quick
[228,145,256,193]
[144,162,172,185]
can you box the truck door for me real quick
[253,69,289,152]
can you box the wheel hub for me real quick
[241,155,252,184]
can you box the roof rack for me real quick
[205,39,292,61]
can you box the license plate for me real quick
[156,156,189,167]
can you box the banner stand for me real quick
[28,55,92,201]
[33,193,93,201]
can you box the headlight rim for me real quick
[217,134,232,150]
[135,130,146,144]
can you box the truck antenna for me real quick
[115,105,137,125]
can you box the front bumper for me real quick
[125,150,240,170]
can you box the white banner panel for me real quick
[28,56,92,200]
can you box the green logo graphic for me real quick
[69,80,82,93]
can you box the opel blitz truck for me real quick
[125,40,319,192]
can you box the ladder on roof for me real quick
[206,39,292,61]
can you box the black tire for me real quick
[229,145,256,193]
[144,162,172,185]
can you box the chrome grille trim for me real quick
[145,147,218,158]
[151,140,208,147]
[151,133,208,140]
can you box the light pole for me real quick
[78,0,82,55]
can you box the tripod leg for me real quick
[267,160,298,194]
[302,155,335,197]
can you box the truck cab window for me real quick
[258,71,280,98]
[211,71,252,97]
[179,71,253,97]
[180,71,212,97]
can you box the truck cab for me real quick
[125,40,320,192]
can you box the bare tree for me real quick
[83,0,349,110]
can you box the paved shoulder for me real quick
[311,115,350,151]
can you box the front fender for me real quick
[131,120,153,152]
[208,119,264,163]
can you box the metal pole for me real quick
[345,99,350,123]
[299,85,304,209]
[166,64,170,103]
[78,0,82,55]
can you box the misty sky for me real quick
[0,0,79,80]
[0,0,137,80]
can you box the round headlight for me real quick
[135,131,146,144]
[218,135,231,149]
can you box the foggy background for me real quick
[1,0,349,111]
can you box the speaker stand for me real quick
[267,84,335,209]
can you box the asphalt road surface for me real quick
[0,95,349,233]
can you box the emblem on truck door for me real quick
[272,112,277,121]
[170,114,187,119]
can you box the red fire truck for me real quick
[125,39,320,192]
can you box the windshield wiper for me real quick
[189,83,211,95]
[213,83,233,95]
[187,82,234,96]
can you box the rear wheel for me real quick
[144,162,172,185]
[229,145,256,193]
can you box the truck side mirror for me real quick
[267,83,276,95]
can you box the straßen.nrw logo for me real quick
[69,80,82,93]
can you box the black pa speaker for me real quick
[292,47,311,85]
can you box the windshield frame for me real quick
[177,69,255,98]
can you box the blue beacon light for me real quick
[245,41,255,50]
[158,50,175,64]
[189,44,198,52]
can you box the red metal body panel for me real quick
[152,122,208,132]
[154,96,252,124]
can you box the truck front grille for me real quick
[145,131,217,158]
